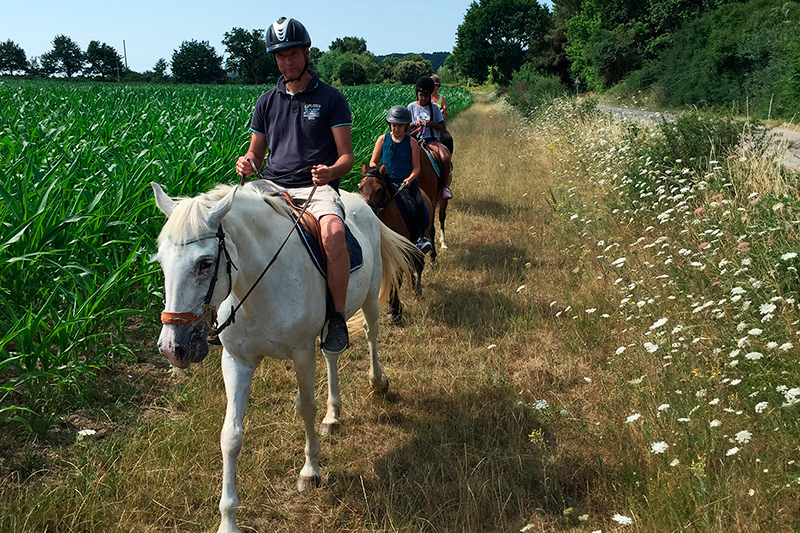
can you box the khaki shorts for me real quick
[247,180,345,222]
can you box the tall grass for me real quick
[517,97,800,531]
[0,80,471,425]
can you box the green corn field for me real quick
[0,80,471,425]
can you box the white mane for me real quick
[158,183,291,245]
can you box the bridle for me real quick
[361,170,405,214]
[160,225,236,333]
[159,161,316,338]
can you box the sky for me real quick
[2,0,553,73]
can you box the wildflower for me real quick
[677,417,691,422]
[516,285,526,292]
[781,252,798,261]
[534,399,549,410]
[759,303,777,315]
[726,447,740,456]
[780,342,793,351]
[734,430,752,444]
[747,328,763,336]
[626,413,642,423]
[730,379,742,385]
[670,458,680,466]
[611,257,627,267]
[710,419,721,427]
[615,346,627,355]
[628,376,644,385]
[745,352,763,361]
[487,344,497,349]
[657,404,670,411]
[649,317,668,330]
[643,342,659,353]
[650,441,669,454]
[755,402,768,413]
[612,514,633,525]
[748,489,755,496]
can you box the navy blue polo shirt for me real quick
[250,70,352,188]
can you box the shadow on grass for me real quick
[454,196,516,218]
[327,383,597,531]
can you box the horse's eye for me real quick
[198,257,215,272]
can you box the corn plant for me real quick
[0,79,471,425]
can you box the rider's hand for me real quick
[402,176,416,187]
[311,164,332,185]
[236,156,255,177]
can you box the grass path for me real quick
[1,95,620,532]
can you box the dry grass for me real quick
[0,94,716,532]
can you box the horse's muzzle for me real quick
[158,321,210,369]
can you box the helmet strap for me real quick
[284,60,309,84]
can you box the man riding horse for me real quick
[235,17,353,354]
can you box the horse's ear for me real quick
[379,164,387,176]
[361,162,368,175]
[207,186,237,228]
[152,182,175,217]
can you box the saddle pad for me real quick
[292,214,363,278]
[421,144,441,177]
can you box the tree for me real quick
[222,27,279,84]
[329,36,367,55]
[85,40,124,79]
[0,40,28,75]
[335,51,379,85]
[171,40,225,84]
[40,35,84,77]
[153,58,169,80]
[394,57,432,84]
[451,0,552,85]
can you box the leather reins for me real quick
[160,161,317,338]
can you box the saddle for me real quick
[276,190,326,264]
[273,191,363,278]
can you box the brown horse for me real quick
[359,163,431,322]
[415,136,451,263]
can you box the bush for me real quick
[506,65,567,115]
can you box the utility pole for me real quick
[123,40,128,70]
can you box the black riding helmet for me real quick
[266,17,311,53]
[386,105,412,125]
[415,76,435,94]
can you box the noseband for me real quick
[160,224,237,333]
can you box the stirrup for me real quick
[441,185,453,200]
[322,313,349,354]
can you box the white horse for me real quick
[151,182,417,533]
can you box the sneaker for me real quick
[441,186,453,200]
[322,312,349,354]
[416,238,432,254]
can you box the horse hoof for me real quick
[297,475,321,491]
[320,421,340,436]
[372,375,389,395]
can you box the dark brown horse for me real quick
[359,163,432,321]
[415,135,451,263]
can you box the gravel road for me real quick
[596,104,800,170]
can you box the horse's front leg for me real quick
[218,349,256,533]
[293,348,322,490]
[320,345,341,435]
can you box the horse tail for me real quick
[377,219,421,306]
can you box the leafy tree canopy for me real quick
[41,35,84,77]
[451,0,552,85]
[171,40,226,84]
[0,40,28,75]
[85,40,123,79]
[223,27,280,85]
[329,36,367,55]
